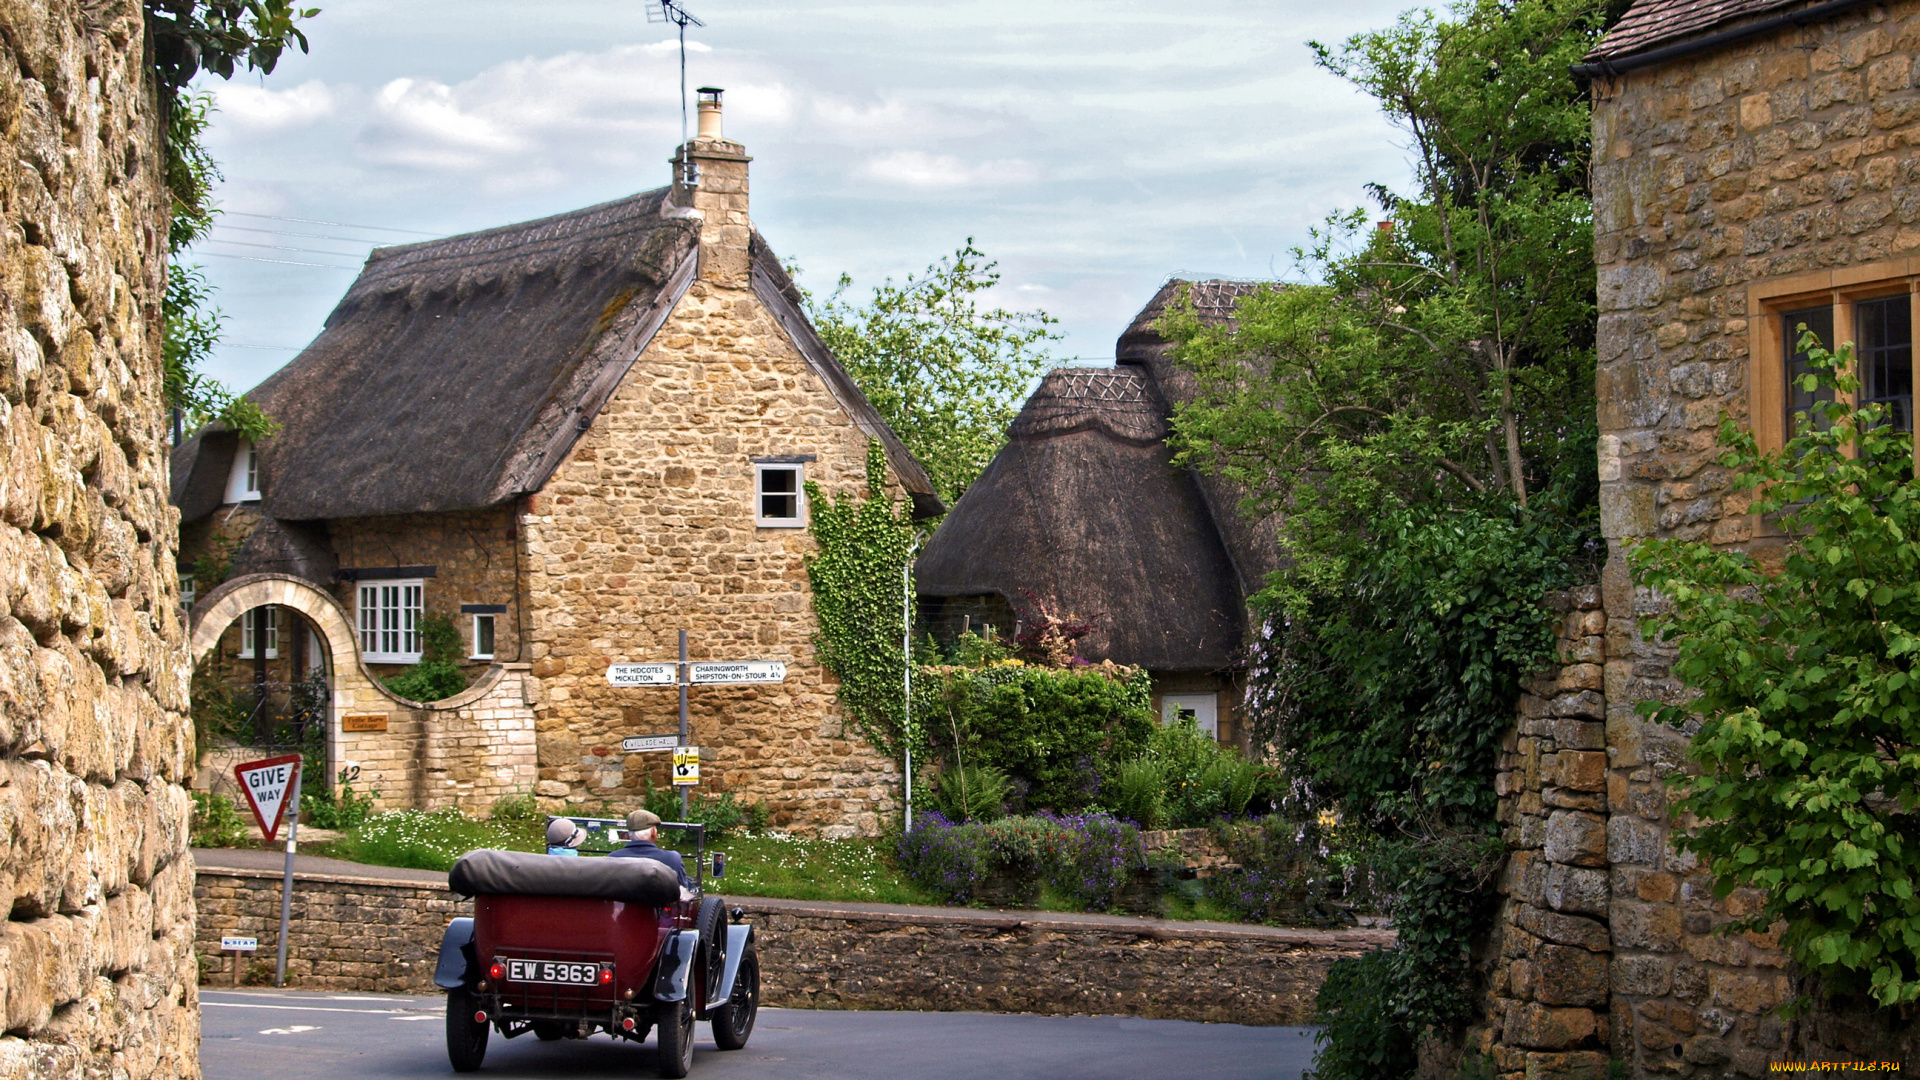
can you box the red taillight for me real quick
[599,967,614,985]
[621,1017,636,1031]
[488,962,504,980]
[473,1011,488,1024]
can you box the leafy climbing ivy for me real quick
[1635,334,1920,1007]
[806,441,919,758]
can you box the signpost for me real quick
[605,631,789,815]
[220,935,257,987]
[232,754,303,988]
[688,661,786,685]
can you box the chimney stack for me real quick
[670,86,752,288]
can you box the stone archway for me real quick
[189,572,380,798]
[188,573,540,812]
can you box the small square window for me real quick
[1160,693,1218,738]
[754,463,805,528]
[471,614,496,660]
[180,574,197,613]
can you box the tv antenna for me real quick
[649,0,705,186]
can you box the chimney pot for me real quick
[696,86,724,139]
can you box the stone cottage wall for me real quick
[1462,4,1920,1075]
[518,138,903,837]
[328,506,522,674]
[0,1,198,1076]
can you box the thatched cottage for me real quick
[916,282,1278,749]
[174,93,940,834]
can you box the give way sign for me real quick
[234,755,302,843]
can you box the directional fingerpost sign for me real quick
[221,936,258,952]
[688,661,786,685]
[621,734,680,753]
[233,754,302,843]
[607,663,676,687]
[672,746,701,786]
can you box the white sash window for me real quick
[358,580,423,663]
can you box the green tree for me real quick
[150,2,317,442]
[1165,0,1604,612]
[1157,2,1610,1074]
[1635,334,1920,1007]
[807,242,1059,504]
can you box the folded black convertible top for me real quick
[448,849,681,905]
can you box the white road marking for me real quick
[258,1025,320,1035]
[387,1015,440,1022]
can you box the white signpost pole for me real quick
[275,763,302,987]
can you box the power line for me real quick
[198,237,371,259]
[223,343,304,351]
[215,223,386,245]
[223,210,440,237]
[191,251,360,270]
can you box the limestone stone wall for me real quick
[1582,5,1920,1075]
[328,507,522,674]
[193,868,467,991]
[0,2,198,1077]
[520,135,902,836]
[191,865,1389,1022]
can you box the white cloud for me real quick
[213,80,336,134]
[862,151,1037,189]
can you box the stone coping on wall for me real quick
[192,847,1398,948]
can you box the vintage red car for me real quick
[436,828,758,1077]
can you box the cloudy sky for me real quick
[189,0,1421,394]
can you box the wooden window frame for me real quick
[1748,258,1920,460]
[753,463,806,528]
[224,438,261,503]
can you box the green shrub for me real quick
[1635,334,1920,1005]
[1307,948,1416,1080]
[928,764,1010,822]
[896,812,1144,908]
[1204,813,1384,926]
[746,799,772,834]
[642,778,748,842]
[301,783,375,830]
[1106,758,1166,829]
[914,660,1154,813]
[191,792,250,848]
[488,792,542,823]
[382,614,468,703]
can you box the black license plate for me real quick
[505,959,603,986]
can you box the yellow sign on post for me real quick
[672,746,700,786]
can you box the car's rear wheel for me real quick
[653,999,696,1079]
[532,1020,569,1041]
[446,986,489,1072]
[709,941,758,1051]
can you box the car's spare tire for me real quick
[694,896,726,1008]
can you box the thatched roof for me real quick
[1117,280,1283,597]
[915,367,1247,671]
[171,186,938,524]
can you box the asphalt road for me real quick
[200,989,1321,1080]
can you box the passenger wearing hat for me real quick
[545,818,587,856]
[607,809,695,892]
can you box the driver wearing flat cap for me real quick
[608,809,696,894]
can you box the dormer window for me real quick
[753,461,806,528]
[225,439,261,503]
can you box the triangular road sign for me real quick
[233,755,302,844]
